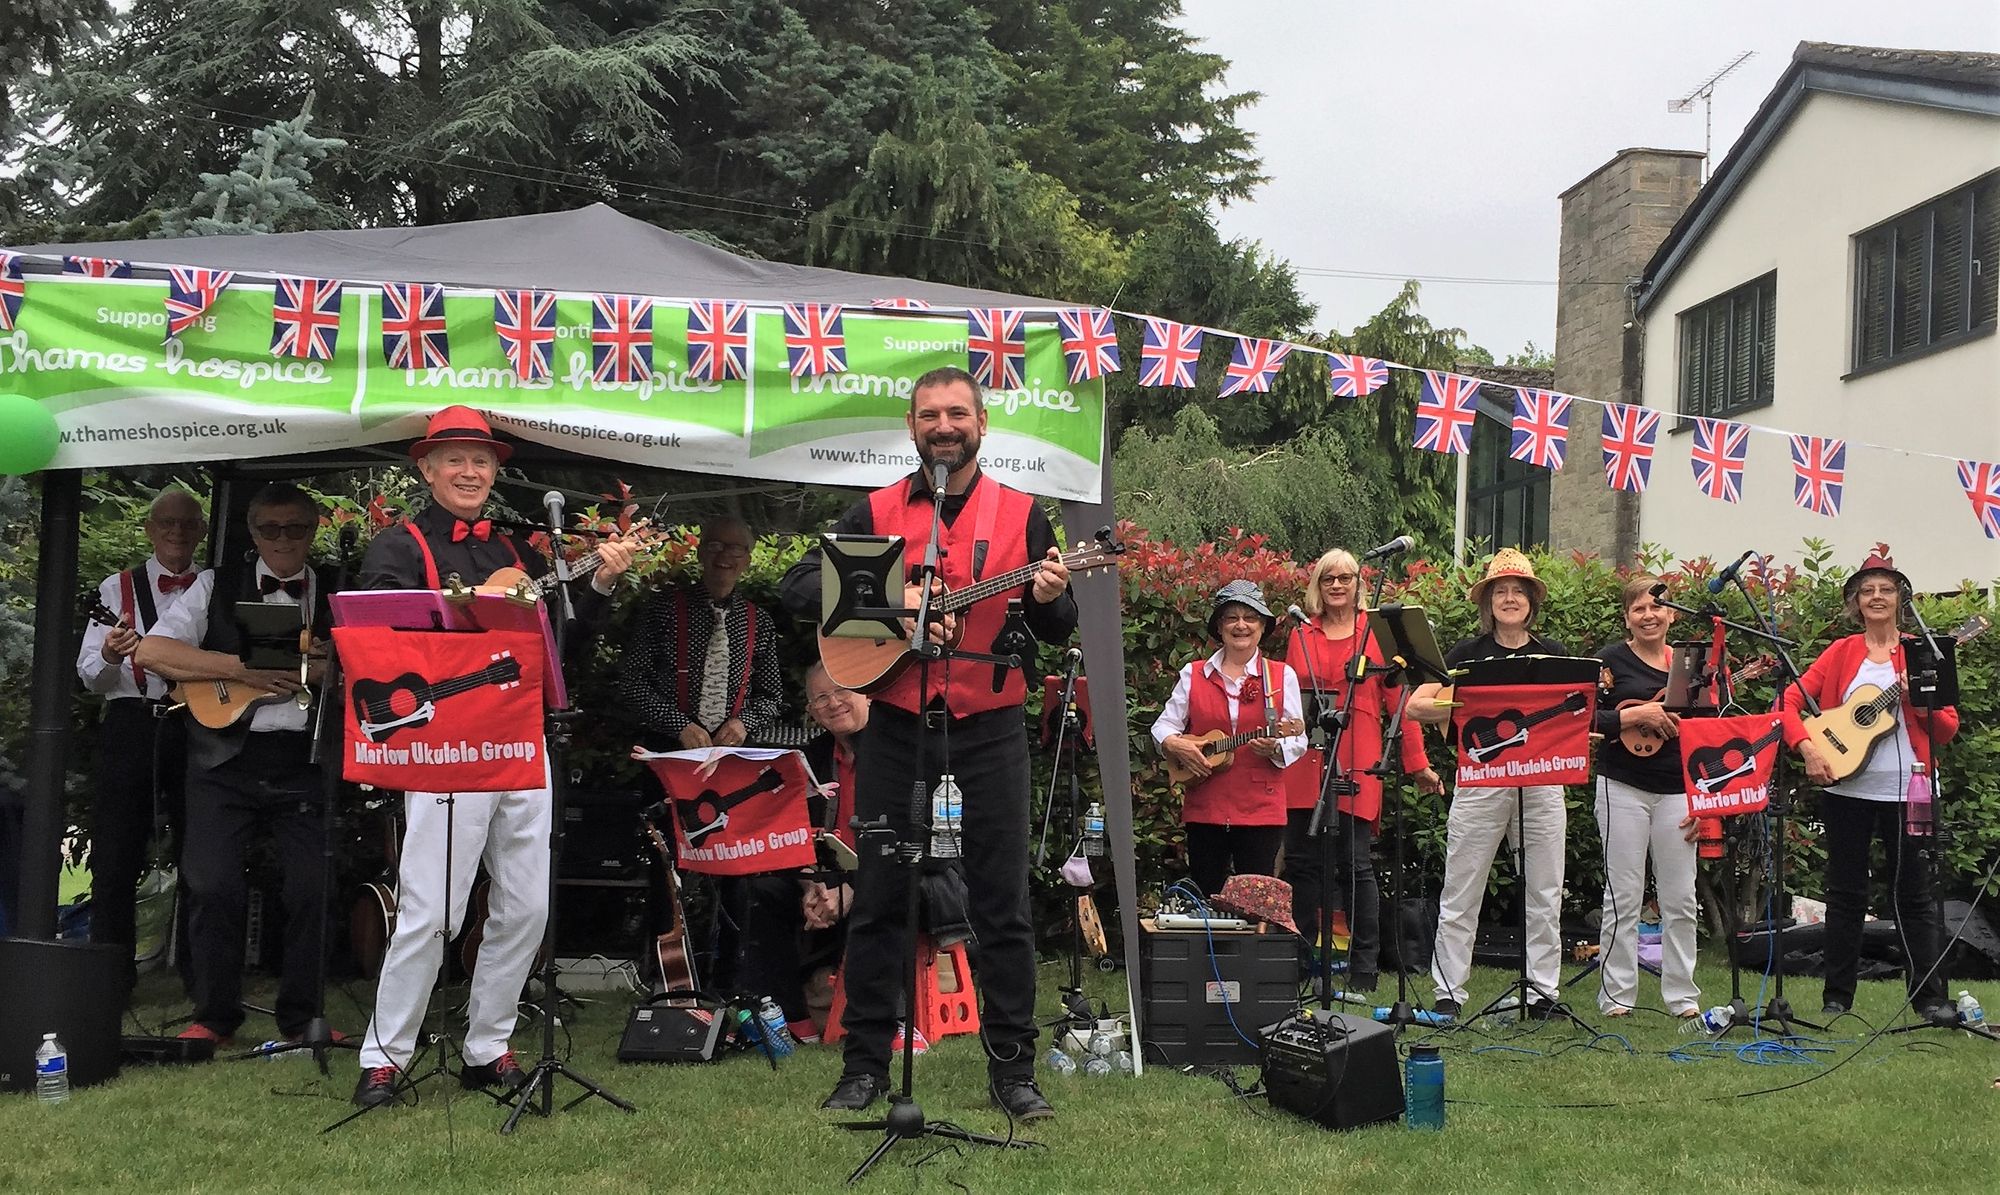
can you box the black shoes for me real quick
[821,1072,889,1111]
[1822,999,1849,1016]
[1524,998,1561,1022]
[990,1077,1055,1121]
[352,1065,399,1109]
[461,1050,529,1094]
[1432,998,1461,1019]
[1915,1000,1960,1027]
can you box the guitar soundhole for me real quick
[1854,707,1878,729]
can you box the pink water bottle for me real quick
[1905,763,1934,838]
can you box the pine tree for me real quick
[154,93,349,236]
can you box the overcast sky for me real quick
[1175,0,2000,358]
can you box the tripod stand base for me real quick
[231,1016,359,1074]
[499,1058,637,1134]
[1881,1011,2000,1043]
[1464,982,1592,1033]
[841,1094,1038,1184]
[322,1031,462,1134]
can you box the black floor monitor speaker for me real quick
[0,938,124,1092]
[618,998,728,1063]
[1259,1010,1404,1130]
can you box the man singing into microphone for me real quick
[780,366,1075,1121]
[350,406,634,1109]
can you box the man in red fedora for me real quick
[352,405,636,1108]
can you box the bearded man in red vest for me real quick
[780,366,1074,1121]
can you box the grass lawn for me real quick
[3,957,1996,1194]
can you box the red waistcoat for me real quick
[1180,658,1290,828]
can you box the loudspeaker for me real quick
[1259,1011,1404,1130]
[618,998,728,1063]
[0,938,124,1092]
[560,788,646,882]
[1139,920,1297,1066]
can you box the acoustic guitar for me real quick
[1798,615,1989,782]
[817,532,1125,694]
[84,597,315,730]
[1616,656,1777,757]
[638,805,700,1000]
[1165,716,1306,785]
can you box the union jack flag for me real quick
[1601,403,1660,493]
[64,255,130,279]
[1412,370,1481,455]
[870,297,931,310]
[270,278,343,360]
[381,282,450,370]
[1788,434,1846,518]
[495,289,557,381]
[1327,354,1389,398]
[782,303,846,376]
[164,267,233,340]
[1507,388,1572,471]
[1138,317,1203,388]
[685,300,748,382]
[967,309,1027,389]
[1056,308,1120,383]
[0,253,23,332]
[1689,417,1749,503]
[592,295,654,383]
[1217,337,1292,397]
[1957,459,2000,539]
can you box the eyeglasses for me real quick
[704,542,752,557]
[251,522,316,541]
[806,690,853,711]
[149,517,205,531]
[1319,573,1357,585]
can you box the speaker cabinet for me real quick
[1139,920,1298,1066]
[0,938,124,1092]
[1260,1011,1404,1130]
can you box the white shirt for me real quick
[1151,650,1307,767]
[148,559,314,733]
[1826,656,1917,803]
[77,556,208,700]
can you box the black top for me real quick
[1593,641,1683,792]
[355,501,609,625]
[619,583,783,745]
[1440,632,1569,747]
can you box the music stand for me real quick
[820,534,907,640]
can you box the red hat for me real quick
[408,405,512,464]
[1843,547,1910,600]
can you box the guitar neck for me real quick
[935,560,1049,615]
[533,550,606,596]
[1207,721,1281,756]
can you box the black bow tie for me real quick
[259,574,306,598]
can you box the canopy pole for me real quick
[15,469,82,939]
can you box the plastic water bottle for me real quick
[1111,1049,1135,1076]
[1905,763,1934,838]
[1957,991,1984,1027]
[1479,996,1520,1030]
[1086,1022,1115,1058]
[35,1033,70,1104]
[1682,1005,1733,1035]
[253,1040,293,1060]
[1081,802,1106,857]
[1043,1046,1078,1075]
[1082,1054,1113,1077]
[1404,1044,1444,1129]
[756,997,796,1056]
[929,775,963,859]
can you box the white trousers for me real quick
[1431,784,1566,1004]
[1593,776,1700,1015]
[358,780,552,1070]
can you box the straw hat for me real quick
[409,405,513,464]
[1206,579,1275,640]
[1467,547,1546,607]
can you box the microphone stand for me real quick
[1042,650,1098,1031]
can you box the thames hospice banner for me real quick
[3,276,1106,503]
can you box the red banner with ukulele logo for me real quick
[1680,714,1785,817]
[1451,683,1595,787]
[639,749,819,876]
[332,626,546,792]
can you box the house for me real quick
[1551,42,2000,589]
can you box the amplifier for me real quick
[561,788,647,881]
[618,999,728,1063]
[1259,1010,1403,1130]
[1139,919,1297,1066]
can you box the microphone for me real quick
[1063,646,1084,668]
[1286,604,1311,624]
[1649,582,1670,602]
[1360,535,1415,562]
[931,460,951,494]
[543,489,567,527]
[337,519,359,560]
[1707,550,1757,594]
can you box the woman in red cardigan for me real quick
[1778,551,1959,1020]
[1281,548,1440,990]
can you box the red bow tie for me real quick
[259,574,306,598]
[452,518,493,543]
[158,572,196,594]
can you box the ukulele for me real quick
[638,806,700,1000]
[352,651,525,741]
[84,596,315,730]
[442,518,663,606]
[817,530,1125,694]
[1798,615,1990,782]
[1164,716,1307,785]
[1460,691,1590,764]
[1686,721,1787,794]
[1616,656,1777,757]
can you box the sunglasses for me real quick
[251,522,316,541]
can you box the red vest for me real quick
[1180,658,1291,828]
[868,473,1034,718]
[1281,616,1428,822]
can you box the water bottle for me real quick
[35,1033,70,1104]
[253,1040,292,1060]
[1086,1021,1116,1058]
[929,775,963,859]
[756,997,796,1056]
[1081,802,1106,857]
[1479,996,1519,1031]
[1043,1046,1078,1075]
[1681,1005,1733,1035]
[1404,1044,1444,1129]
[1905,763,1934,838]
[1957,991,1984,1027]
[1082,1054,1113,1077]
[1111,1049,1135,1076]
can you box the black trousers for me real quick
[181,732,327,1037]
[1283,808,1379,982]
[88,700,188,982]
[735,870,848,1025]
[841,704,1036,1082]
[1185,822,1284,900]
[1819,793,1946,1009]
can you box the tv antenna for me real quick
[1668,50,1757,181]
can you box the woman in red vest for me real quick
[1153,580,1308,898]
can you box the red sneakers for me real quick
[176,1024,234,1048]
[352,1065,399,1109]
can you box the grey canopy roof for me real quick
[9,203,1062,309]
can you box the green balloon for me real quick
[0,394,59,475]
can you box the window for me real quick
[1466,410,1548,551]
[1677,273,1776,419]
[1852,170,1999,372]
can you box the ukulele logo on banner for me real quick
[332,625,546,792]
[1680,715,1785,817]
[639,749,818,876]
[1451,684,1595,786]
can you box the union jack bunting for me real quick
[495,289,557,381]
[967,309,1027,389]
[1507,388,1572,471]
[782,303,846,376]
[164,267,233,340]
[0,253,23,332]
[592,295,655,383]
[685,300,748,382]
[63,256,130,279]
[381,282,450,370]
[1217,337,1292,397]
[1412,370,1481,455]
[1601,403,1660,493]
[1788,434,1846,518]
[1056,308,1120,383]
[1689,417,1749,504]
[270,278,343,360]
[1327,354,1389,398]
[1958,459,2000,539]
[869,297,931,310]
[1138,317,1203,388]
